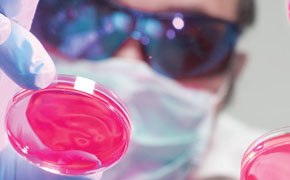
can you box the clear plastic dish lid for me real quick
[241,126,290,180]
[5,74,131,176]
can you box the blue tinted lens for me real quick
[32,1,134,60]
[32,1,239,78]
[83,10,134,60]
[143,15,239,78]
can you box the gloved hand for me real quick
[0,0,55,89]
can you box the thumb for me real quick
[0,14,56,89]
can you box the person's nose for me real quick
[113,38,146,62]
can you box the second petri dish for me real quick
[5,74,131,176]
[241,126,290,180]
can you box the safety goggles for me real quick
[33,0,241,79]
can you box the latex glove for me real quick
[0,0,55,89]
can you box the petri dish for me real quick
[240,126,290,180]
[4,74,131,176]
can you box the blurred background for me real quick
[226,0,290,130]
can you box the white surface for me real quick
[226,0,290,130]
[198,113,265,180]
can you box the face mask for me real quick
[56,57,227,179]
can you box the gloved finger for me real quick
[0,14,56,90]
[0,0,39,30]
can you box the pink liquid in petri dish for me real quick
[5,75,131,176]
[241,133,290,180]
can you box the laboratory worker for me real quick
[0,0,263,179]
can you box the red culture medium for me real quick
[5,76,131,175]
[241,133,290,180]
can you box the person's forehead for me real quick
[115,0,239,21]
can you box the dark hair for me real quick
[237,0,256,28]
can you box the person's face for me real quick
[113,0,245,108]
[33,0,246,110]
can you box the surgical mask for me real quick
[55,57,227,179]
